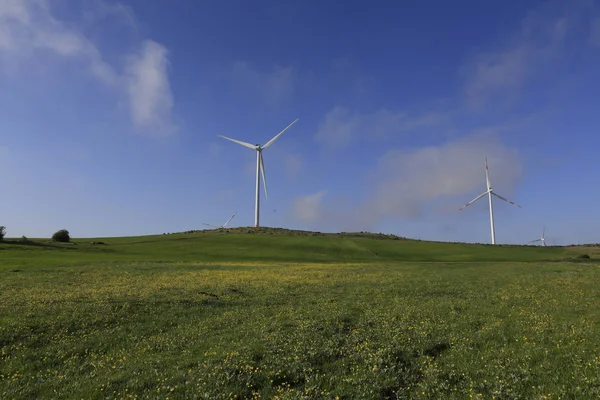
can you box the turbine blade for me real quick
[528,239,541,244]
[260,153,268,199]
[491,192,522,208]
[223,212,237,228]
[203,223,219,228]
[262,118,299,149]
[485,158,491,190]
[218,135,256,150]
[459,191,489,211]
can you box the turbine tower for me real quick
[528,226,547,246]
[218,118,298,228]
[459,158,522,245]
[203,212,237,229]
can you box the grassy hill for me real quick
[0,227,594,268]
[1,228,600,399]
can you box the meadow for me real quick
[1,229,600,399]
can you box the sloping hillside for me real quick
[0,227,591,268]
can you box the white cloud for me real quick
[314,106,446,148]
[590,17,600,46]
[366,134,522,219]
[292,133,522,231]
[291,190,327,223]
[284,153,303,177]
[464,45,529,107]
[265,66,294,103]
[0,0,30,32]
[314,107,364,148]
[462,1,600,107]
[231,61,295,104]
[0,0,176,135]
[125,40,175,135]
[82,0,137,30]
[330,56,375,96]
[0,2,28,49]
[0,0,117,83]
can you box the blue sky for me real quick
[1,0,600,244]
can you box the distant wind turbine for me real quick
[459,158,522,245]
[218,118,299,228]
[528,226,547,246]
[203,212,237,229]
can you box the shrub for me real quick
[578,254,591,259]
[52,229,70,243]
[0,226,5,240]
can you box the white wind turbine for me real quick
[218,118,299,228]
[203,212,237,229]
[528,226,547,246]
[459,158,522,245]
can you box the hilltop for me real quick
[1,226,597,267]
[171,226,407,239]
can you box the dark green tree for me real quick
[52,229,70,243]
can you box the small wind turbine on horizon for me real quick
[459,158,522,245]
[203,212,237,229]
[218,118,299,228]
[528,226,547,246]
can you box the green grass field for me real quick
[1,229,600,399]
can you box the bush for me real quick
[0,226,6,240]
[52,229,70,243]
[578,254,591,259]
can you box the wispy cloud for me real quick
[464,45,530,108]
[590,17,600,46]
[462,0,599,108]
[0,145,8,159]
[0,0,176,135]
[365,134,522,220]
[292,133,522,231]
[283,153,303,178]
[125,40,176,135]
[0,0,117,84]
[291,190,327,224]
[82,0,137,30]
[314,107,364,148]
[231,61,295,105]
[330,56,375,96]
[314,106,447,148]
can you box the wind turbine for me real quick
[218,118,298,228]
[459,158,522,245]
[203,212,237,229]
[528,226,547,246]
